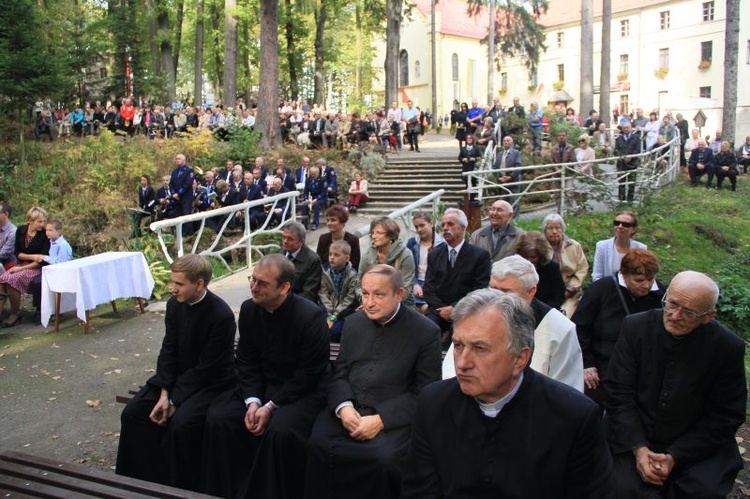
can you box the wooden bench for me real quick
[0,450,217,498]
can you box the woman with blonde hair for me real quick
[0,207,50,328]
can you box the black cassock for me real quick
[116,291,236,492]
[201,293,329,499]
[304,305,442,499]
[605,310,747,498]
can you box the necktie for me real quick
[287,252,294,261]
[449,248,457,268]
[500,151,508,170]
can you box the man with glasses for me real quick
[202,253,329,498]
[605,271,746,498]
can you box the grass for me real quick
[517,177,750,374]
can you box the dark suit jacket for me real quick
[402,370,614,498]
[138,186,156,212]
[279,245,322,303]
[245,182,265,202]
[550,142,576,164]
[458,145,482,173]
[614,133,641,169]
[493,147,523,183]
[295,167,310,185]
[423,241,491,312]
[688,147,716,171]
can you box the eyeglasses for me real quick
[613,220,634,228]
[661,295,713,320]
[248,275,275,289]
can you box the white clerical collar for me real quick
[188,290,208,306]
[476,372,524,418]
[617,272,659,291]
[377,303,401,325]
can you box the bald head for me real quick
[489,200,514,229]
[662,271,719,336]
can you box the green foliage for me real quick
[0,0,65,114]
[517,179,750,343]
[223,125,261,166]
[123,233,172,300]
[468,0,549,78]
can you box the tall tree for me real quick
[223,0,238,105]
[313,0,327,105]
[384,0,403,107]
[194,0,205,107]
[469,0,548,79]
[579,0,593,117]
[257,0,279,149]
[722,0,740,144]
[599,0,611,127]
[155,0,177,102]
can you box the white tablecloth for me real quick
[40,252,155,327]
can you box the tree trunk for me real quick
[174,0,184,70]
[282,0,298,101]
[354,2,362,102]
[385,0,403,107]
[211,0,223,97]
[722,0,740,144]
[147,0,160,78]
[313,0,326,106]
[579,0,593,118]
[257,0,279,149]
[223,0,237,106]
[599,0,611,126]
[156,0,176,102]
[194,0,204,107]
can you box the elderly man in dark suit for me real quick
[424,208,491,341]
[614,121,642,202]
[687,139,717,188]
[402,289,614,498]
[605,271,746,499]
[494,136,523,218]
[169,153,196,234]
[470,200,525,262]
[278,221,322,303]
[304,264,442,499]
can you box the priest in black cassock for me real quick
[304,264,442,499]
[605,271,746,498]
[402,289,614,498]
[201,253,329,498]
[116,254,236,492]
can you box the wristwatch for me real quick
[263,401,278,414]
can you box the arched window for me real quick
[400,50,409,86]
[452,53,459,81]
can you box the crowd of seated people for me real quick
[116,198,748,499]
[134,155,346,236]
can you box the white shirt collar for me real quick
[476,372,524,417]
[617,272,659,291]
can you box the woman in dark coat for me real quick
[0,206,50,328]
[514,231,565,310]
[453,102,469,149]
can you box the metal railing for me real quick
[466,131,681,215]
[148,189,446,274]
[353,189,446,241]
[149,190,300,272]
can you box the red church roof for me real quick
[412,0,493,40]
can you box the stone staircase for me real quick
[358,156,467,216]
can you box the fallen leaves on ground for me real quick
[85,399,101,407]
